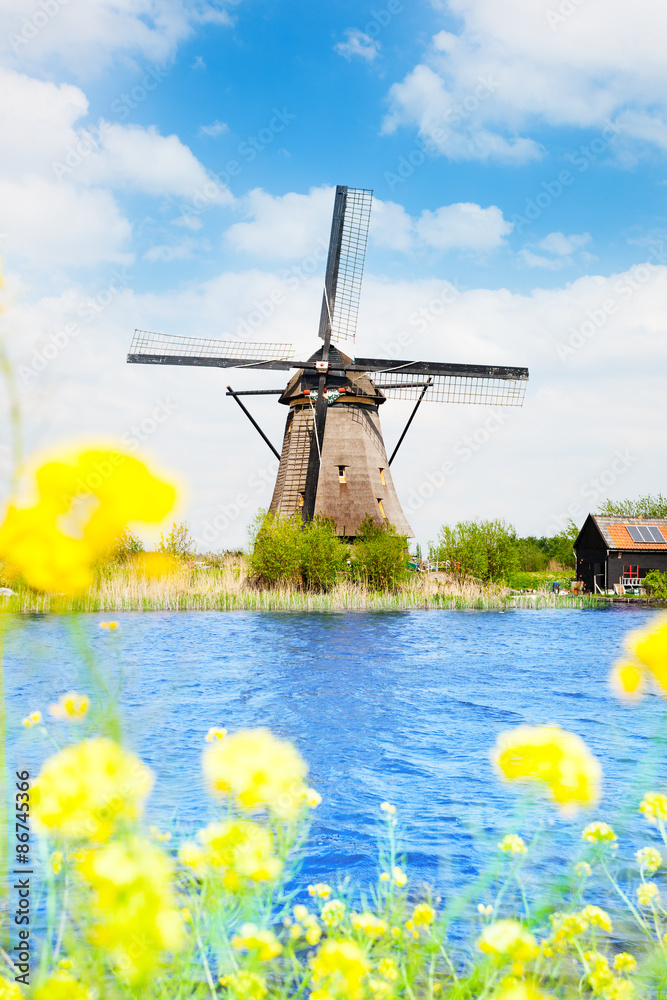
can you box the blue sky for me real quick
[1,0,666,549]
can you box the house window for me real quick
[377,499,386,519]
[622,564,639,578]
[379,468,386,485]
[338,466,347,483]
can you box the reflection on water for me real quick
[6,607,664,894]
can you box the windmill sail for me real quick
[318,187,372,345]
[127,330,295,369]
[350,357,528,406]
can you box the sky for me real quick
[0,0,666,552]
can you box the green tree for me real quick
[644,570,667,600]
[300,516,349,590]
[249,511,348,590]
[598,494,667,518]
[349,515,409,591]
[158,521,196,558]
[429,519,519,583]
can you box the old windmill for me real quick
[127,185,528,538]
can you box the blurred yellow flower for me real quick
[51,851,63,875]
[0,449,175,595]
[99,621,118,629]
[0,976,24,999]
[478,903,494,916]
[491,984,552,1000]
[205,727,227,743]
[550,911,588,943]
[134,552,181,579]
[478,920,539,963]
[628,619,667,692]
[149,826,171,843]
[584,951,614,994]
[304,787,322,808]
[636,846,662,873]
[637,881,660,906]
[499,834,526,855]
[232,923,283,961]
[197,819,282,889]
[380,801,396,814]
[31,737,153,841]
[309,882,332,899]
[377,957,399,982]
[639,792,667,824]
[49,691,89,721]
[352,912,388,938]
[575,862,592,878]
[582,822,617,844]
[613,952,637,974]
[609,661,645,702]
[321,899,346,929]
[178,841,207,875]
[493,725,601,812]
[411,903,436,927]
[22,710,42,727]
[581,905,613,933]
[392,866,407,886]
[310,939,369,1000]
[33,973,90,1000]
[203,727,308,819]
[77,837,184,981]
[380,871,390,882]
[219,971,267,1000]
[294,904,309,922]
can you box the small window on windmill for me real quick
[338,466,347,483]
[297,492,304,508]
[377,498,386,519]
[379,468,386,485]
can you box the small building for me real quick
[574,515,667,594]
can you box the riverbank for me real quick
[0,555,609,612]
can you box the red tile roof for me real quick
[593,516,667,551]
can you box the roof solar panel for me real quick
[648,526,666,543]
[624,524,667,543]
[626,525,644,542]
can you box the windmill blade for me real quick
[318,186,373,345]
[349,357,529,406]
[127,329,296,370]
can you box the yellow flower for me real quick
[584,951,614,994]
[304,787,322,808]
[203,727,308,819]
[306,923,322,946]
[499,834,527,855]
[0,449,175,595]
[478,903,494,916]
[582,822,617,844]
[550,911,589,942]
[51,851,64,875]
[219,970,267,1000]
[581,905,613,933]
[149,826,171,843]
[639,792,667,824]
[77,837,184,981]
[411,903,436,926]
[99,621,118,629]
[321,899,346,929]
[352,912,388,938]
[478,920,539,963]
[197,819,282,889]
[49,692,89,721]
[33,973,90,1000]
[31,738,153,841]
[231,923,283,961]
[491,984,552,1000]
[134,552,181,579]
[294,904,310,922]
[22,710,42,727]
[178,841,207,875]
[0,977,25,999]
[575,861,592,877]
[380,802,396,814]
[493,725,601,812]
[392,866,407,886]
[205,727,227,743]
[604,978,634,1000]
[310,939,369,1000]
[613,952,637,974]
[181,908,192,923]
[380,871,390,882]
[609,661,645,702]
[377,957,399,981]
[636,846,662,874]
[309,882,332,899]
[628,618,667,692]
[637,881,660,906]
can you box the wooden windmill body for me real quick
[127,185,529,539]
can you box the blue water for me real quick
[5,607,665,899]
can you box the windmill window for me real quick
[377,498,386,519]
[297,493,304,508]
[379,468,386,485]
[338,466,347,483]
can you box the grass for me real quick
[0,554,606,613]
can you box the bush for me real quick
[349,514,409,591]
[429,519,518,584]
[96,528,144,568]
[158,521,196,559]
[644,569,667,600]
[514,521,578,573]
[249,511,348,590]
[598,493,667,517]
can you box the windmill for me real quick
[127,185,528,538]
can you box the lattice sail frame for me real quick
[372,372,528,406]
[129,330,294,362]
[330,187,373,344]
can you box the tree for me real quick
[349,515,409,590]
[598,494,667,518]
[429,519,519,583]
[158,521,196,558]
[644,570,667,600]
[249,511,348,590]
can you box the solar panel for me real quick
[626,525,644,542]
[648,526,666,542]
[625,524,667,543]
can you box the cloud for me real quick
[225,186,513,260]
[199,120,229,138]
[382,0,667,162]
[519,231,592,269]
[334,29,380,62]
[144,238,199,262]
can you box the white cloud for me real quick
[144,238,198,262]
[225,186,335,260]
[334,29,380,62]
[1,0,230,77]
[199,120,229,138]
[382,0,667,162]
[537,232,591,256]
[519,231,592,269]
[415,203,512,252]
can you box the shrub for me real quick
[158,521,196,559]
[249,512,347,590]
[349,514,409,591]
[300,516,348,590]
[429,519,518,584]
[644,570,667,600]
